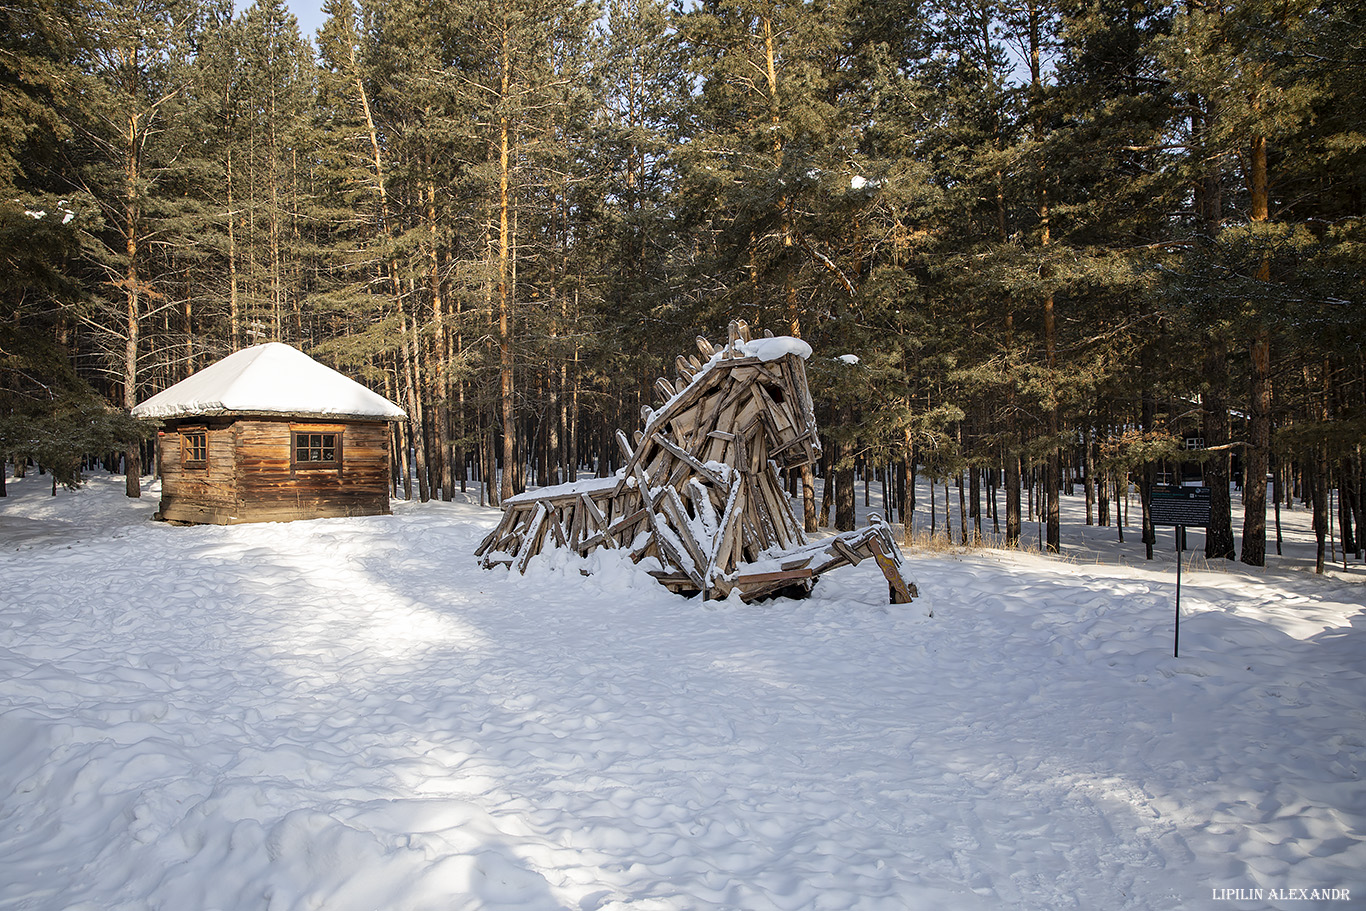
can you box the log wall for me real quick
[157,417,393,524]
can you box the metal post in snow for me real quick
[1174,524,1183,659]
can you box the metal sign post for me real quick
[1149,487,1212,658]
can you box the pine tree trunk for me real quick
[835,448,856,532]
[897,455,910,534]
[1006,452,1021,545]
[904,451,918,546]
[1115,476,1125,542]
[944,480,953,543]
[401,289,429,503]
[226,141,241,350]
[1045,298,1060,553]
[1346,451,1363,559]
[1098,466,1110,526]
[569,328,580,483]
[1203,343,1236,559]
[1241,133,1272,566]
[1027,0,1059,553]
[1004,304,1021,544]
[990,467,1000,535]
[958,472,969,545]
[123,109,142,499]
[456,311,467,494]
[351,36,425,504]
[1309,452,1327,574]
[928,472,937,538]
[497,23,516,505]
[970,466,982,543]
[425,175,453,502]
[818,451,833,527]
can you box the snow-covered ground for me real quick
[1,471,1362,911]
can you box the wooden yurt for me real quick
[132,343,406,525]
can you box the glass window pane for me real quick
[295,432,339,464]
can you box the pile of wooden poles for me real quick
[476,321,916,604]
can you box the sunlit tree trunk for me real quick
[1241,132,1271,566]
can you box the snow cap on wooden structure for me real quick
[132,343,406,422]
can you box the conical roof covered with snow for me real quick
[132,343,406,421]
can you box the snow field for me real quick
[1,473,1363,910]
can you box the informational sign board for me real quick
[1148,486,1212,659]
[1150,486,1212,528]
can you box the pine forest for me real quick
[2,0,1363,572]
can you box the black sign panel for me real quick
[1150,486,1212,527]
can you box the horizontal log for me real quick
[733,568,814,585]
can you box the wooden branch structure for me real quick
[476,321,917,604]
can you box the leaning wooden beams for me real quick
[475,321,915,605]
[653,433,726,487]
[866,535,917,604]
[726,518,919,604]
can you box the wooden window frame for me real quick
[181,427,208,471]
[291,427,344,473]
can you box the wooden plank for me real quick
[654,524,703,587]
[711,375,756,424]
[752,382,794,434]
[659,487,710,582]
[732,395,764,440]
[631,462,689,581]
[639,359,721,437]
[670,405,698,441]
[754,473,793,550]
[768,462,805,543]
[645,446,671,483]
[768,428,815,462]
[709,481,745,579]
[616,429,635,462]
[832,536,864,566]
[647,570,699,585]
[653,433,726,486]
[746,476,781,550]
[475,507,522,557]
[516,504,549,574]
[549,507,568,549]
[629,537,658,564]
[733,568,814,585]
[705,438,729,466]
[578,493,612,547]
[810,554,851,575]
[867,536,918,604]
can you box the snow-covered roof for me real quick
[131,343,406,421]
